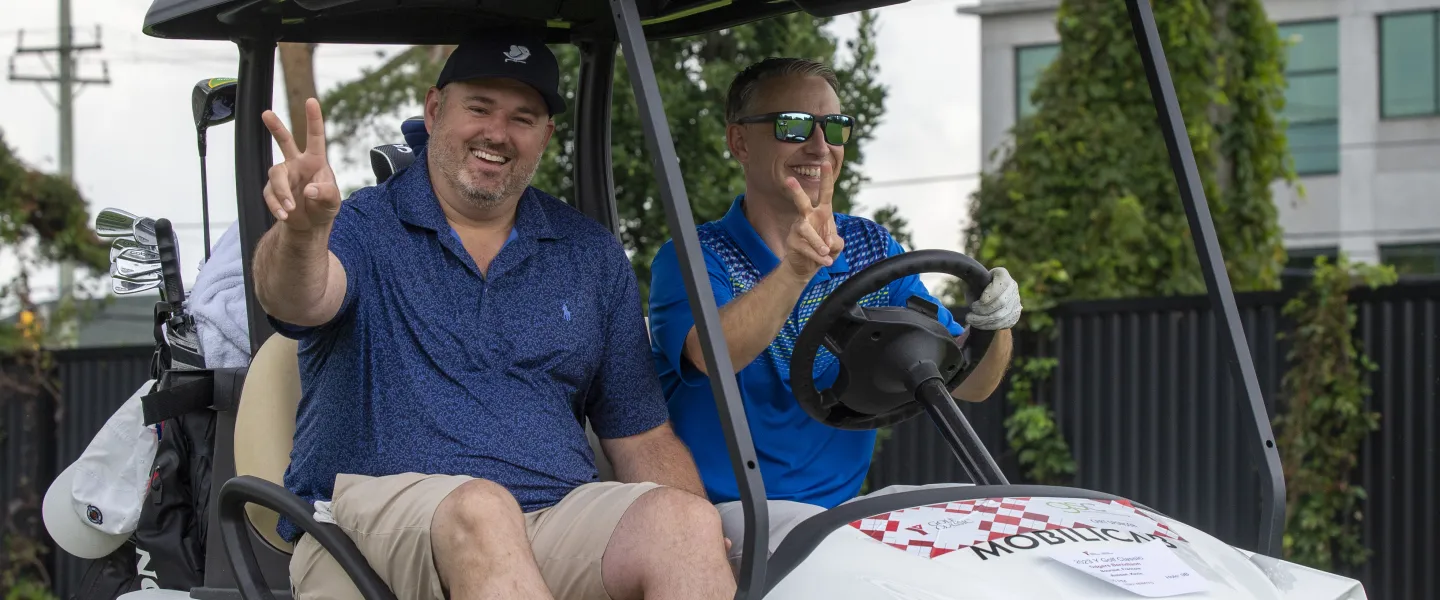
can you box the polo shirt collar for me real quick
[392,147,561,243]
[719,194,849,283]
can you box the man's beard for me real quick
[432,136,541,211]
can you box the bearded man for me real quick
[250,32,735,600]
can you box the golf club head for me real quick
[111,240,158,263]
[132,217,158,247]
[192,77,239,130]
[110,238,142,262]
[110,262,162,283]
[113,277,163,296]
[118,245,161,264]
[115,255,162,279]
[96,208,140,238]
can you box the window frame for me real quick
[1378,9,1440,120]
[1277,18,1341,176]
[1013,42,1060,122]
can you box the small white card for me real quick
[1049,540,1208,597]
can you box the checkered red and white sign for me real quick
[846,496,1184,559]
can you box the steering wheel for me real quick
[790,249,997,430]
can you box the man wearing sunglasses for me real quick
[646,57,1022,571]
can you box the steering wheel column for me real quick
[791,249,1009,486]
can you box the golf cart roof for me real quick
[142,0,901,44]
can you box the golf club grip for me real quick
[155,219,186,305]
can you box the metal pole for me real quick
[606,0,769,596]
[574,39,621,237]
[1123,0,1286,558]
[233,37,278,355]
[57,0,75,300]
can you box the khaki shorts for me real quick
[289,473,662,600]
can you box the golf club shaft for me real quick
[199,140,212,261]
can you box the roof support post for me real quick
[233,35,278,356]
[606,0,769,596]
[1124,0,1286,558]
[574,38,621,237]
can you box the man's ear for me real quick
[424,87,442,130]
[726,123,748,165]
[542,118,556,149]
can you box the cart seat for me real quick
[232,333,619,555]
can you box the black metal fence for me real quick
[868,280,1440,600]
[5,282,1437,599]
[3,346,154,600]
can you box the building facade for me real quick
[960,0,1440,275]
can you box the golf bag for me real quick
[67,398,215,600]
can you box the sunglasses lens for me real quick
[823,116,854,145]
[774,113,816,142]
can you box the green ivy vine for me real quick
[957,0,1292,485]
[1274,255,1395,572]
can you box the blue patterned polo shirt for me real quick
[269,147,669,543]
[647,195,964,508]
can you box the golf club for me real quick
[115,255,162,279]
[191,77,239,260]
[118,245,161,264]
[110,238,152,262]
[112,277,163,296]
[96,208,140,238]
[132,217,159,247]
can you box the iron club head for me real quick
[95,208,140,238]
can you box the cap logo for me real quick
[86,505,104,525]
[504,45,531,63]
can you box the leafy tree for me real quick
[0,130,108,600]
[321,13,887,302]
[870,204,912,249]
[956,0,1293,484]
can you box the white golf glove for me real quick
[965,267,1022,331]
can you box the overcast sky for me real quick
[1,0,984,302]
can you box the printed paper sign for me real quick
[1048,540,1208,597]
[847,496,1185,560]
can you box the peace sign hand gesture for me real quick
[261,98,340,233]
[780,162,845,281]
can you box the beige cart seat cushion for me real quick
[233,335,302,553]
[231,334,619,555]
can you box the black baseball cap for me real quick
[436,31,566,116]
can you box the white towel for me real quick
[188,222,252,368]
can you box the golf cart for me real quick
[78,0,1370,597]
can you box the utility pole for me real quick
[8,0,111,306]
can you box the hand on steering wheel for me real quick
[965,267,1022,331]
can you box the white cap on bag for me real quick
[43,380,159,559]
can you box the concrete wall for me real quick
[962,0,1440,262]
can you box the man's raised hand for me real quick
[780,161,845,279]
[261,98,341,233]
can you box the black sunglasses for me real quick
[733,111,855,146]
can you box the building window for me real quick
[1278,20,1340,175]
[1380,11,1440,118]
[1015,43,1059,120]
[1285,246,1339,272]
[1381,243,1440,275]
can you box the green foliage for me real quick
[321,13,887,304]
[1,129,105,600]
[869,204,912,249]
[1001,356,1073,484]
[3,533,56,600]
[957,0,1292,486]
[1274,255,1395,572]
[0,134,108,274]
